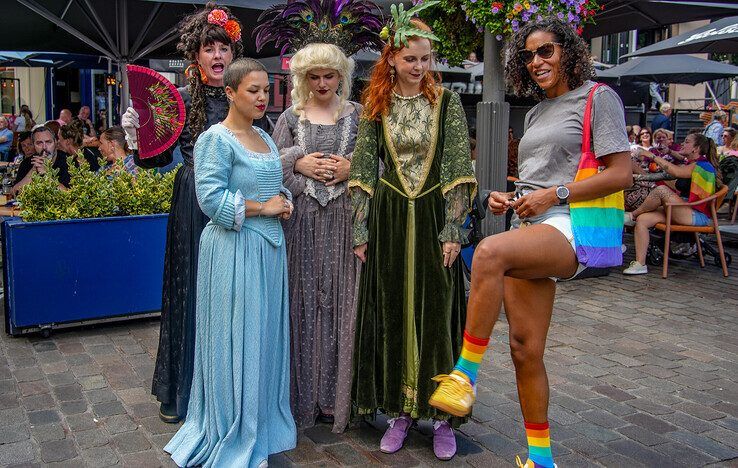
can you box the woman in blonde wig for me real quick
[272,42,364,432]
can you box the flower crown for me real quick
[207,8,242,42]
[379,1,439,48]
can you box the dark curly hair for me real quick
[59,119,85,148]
[177,2,243,143]
[504,17,594,100]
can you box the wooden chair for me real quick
[732,188,738,223]
[654,185,729,278]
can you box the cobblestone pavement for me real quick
[2,235,738,467]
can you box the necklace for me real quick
[392,90,423,100]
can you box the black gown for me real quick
[135,85,228,419]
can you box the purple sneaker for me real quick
[433,420,457,460]
[380,414,413,454]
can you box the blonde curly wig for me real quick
[289,43,354,120]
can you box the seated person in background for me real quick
[636,126,653,150]
[56,109,73,127]
[58,120,101,172]
[626,126,637,145]
[96,109,108,135]
[623,133,721,275]
[704,111,725,146]
[11,125,71,196]
[44,120,61,139]
[647,129,684,163]
[650,103,672,131]
[718,128,735,160]
[75,105,98,146]
[99,126,137,175]
[0,116,14,162]
[14,132,34,163]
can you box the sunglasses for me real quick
[517,42,562,64]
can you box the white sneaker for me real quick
[624,212,636,227]
[623,260,648,275]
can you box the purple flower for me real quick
[478,26,484,32]
[568,12,579,22]
[522,12,531,21]
[547,3,554,11]
[557,11,564,20]
[529,4,539,13]
[470,0,476,3]
[511,19,520,28]
[496,34,503,40]
[537,14,543,21]
[491,6,499,13]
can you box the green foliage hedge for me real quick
[17,155,177,222]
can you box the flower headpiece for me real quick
[379,1,440,48]
[207,8,241,42]
[254,0,384,56]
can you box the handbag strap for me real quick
[581,83,606,155]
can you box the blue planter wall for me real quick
[3,214,168,336]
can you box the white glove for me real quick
[121,106,139,150]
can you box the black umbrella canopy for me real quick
[584,0,738,39]
[623,15,738,57]
[1,0,277,62]
[596,53,738,85]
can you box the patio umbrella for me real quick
[2,0,278,113]
[596,54,738,85]
[584,0,738,39]
[622,15,738,57]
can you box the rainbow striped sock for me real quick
[452,330,489,385]
[525,421,554,468]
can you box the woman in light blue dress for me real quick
[164,58,297,467]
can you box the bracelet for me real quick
[257,201,263,216]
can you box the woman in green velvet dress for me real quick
[348,17,476,461]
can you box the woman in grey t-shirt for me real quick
[429,18,632,468]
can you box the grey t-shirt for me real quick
[515,80,630,194]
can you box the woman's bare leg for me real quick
[503,276,556,423]
[464,224,578,339]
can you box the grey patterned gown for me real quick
[273,102,362,433]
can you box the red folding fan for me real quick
[126,65,186,159]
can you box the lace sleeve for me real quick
[348,118,379,196]
[350,188,370,246]
[438,185,471,243]
[273,112,307,197]
[439,91,476,243]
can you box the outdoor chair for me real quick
[654,185,729,278]
[732,188,738,224]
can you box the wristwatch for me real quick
[555,185,570,205]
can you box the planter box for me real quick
[3,214,168,336]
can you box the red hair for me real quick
[361,18,440,121]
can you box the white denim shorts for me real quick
[510,206,587,282]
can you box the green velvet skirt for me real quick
[352,177,466,422]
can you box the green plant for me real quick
[17,153,178,222]
[66,156,117,219]
[414,0,602,66]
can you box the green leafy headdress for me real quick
[379,1,440,48]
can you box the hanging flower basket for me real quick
[415,0,602,66]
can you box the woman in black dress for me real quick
[121,2,243,423]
